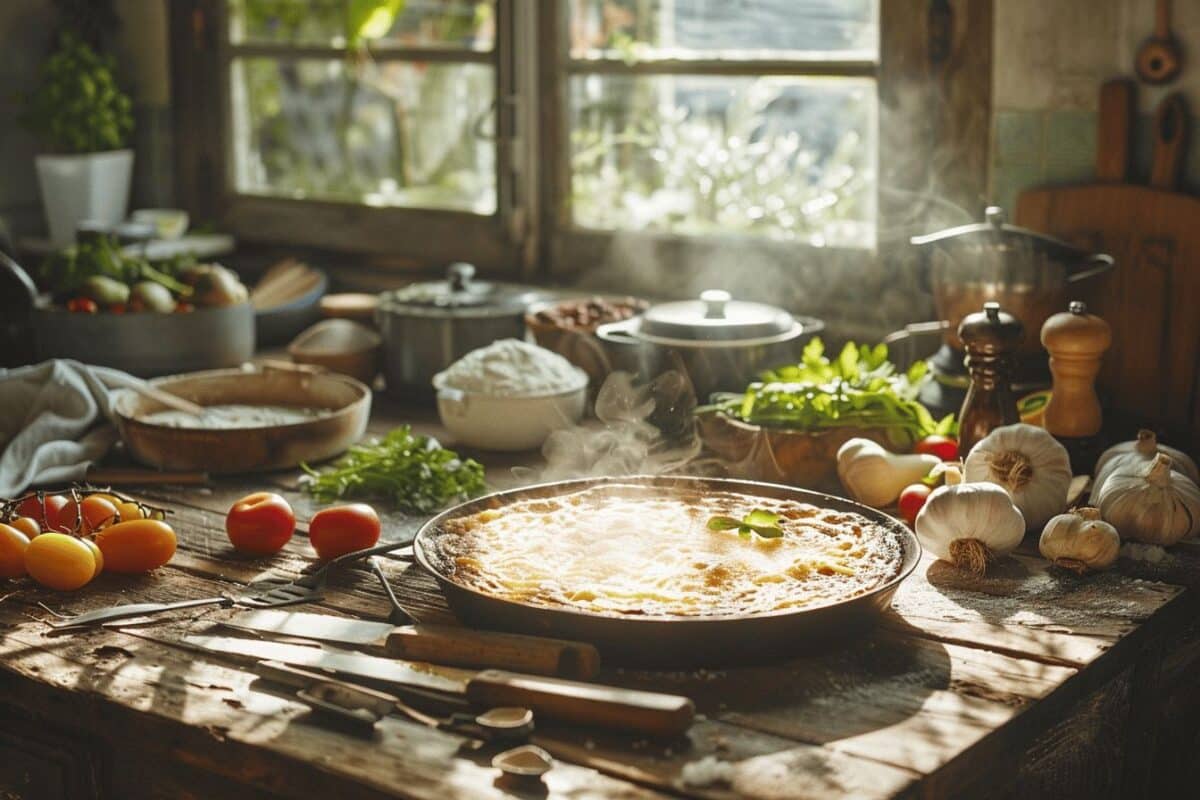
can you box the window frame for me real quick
[170,0,530,273]
[171,1,992,282]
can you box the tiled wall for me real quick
[990,0,1200,213]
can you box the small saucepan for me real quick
[595,290,823,401]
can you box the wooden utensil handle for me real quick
[385,626,601,680]
[1156,0,1170,37]
[1150,93,1188,190]
[1096,79,1134,182]
[465,670,694,738]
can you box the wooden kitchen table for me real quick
[3,398,1200,799]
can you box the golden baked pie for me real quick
[425,484,905,618]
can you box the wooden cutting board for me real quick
[1015,90,1200,452]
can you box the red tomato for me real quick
[308,504,380,560]
[94,519,176,573]
[9,516,41,539]
[226,492,295,555]
[109,303,127,314]
[67,297,99,313]
[0,523,30,578]
[915,435,959,462]
[16,494,70,531]
[898,484,933,526]
[174,302,195,313]
[58,495,120,534]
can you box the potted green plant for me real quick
[21,31,135,247]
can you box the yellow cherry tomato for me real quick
[81,538,104,578]
[94,519,176,573]
[9,516,41,539]
[0,523,31,579]
[116,501,145,522]
[24,533,96,590]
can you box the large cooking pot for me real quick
[414,475,921,666]
[377,262,549,398]
[910,206,1114,356]
[0,251,254,377]
[595,290,822,401]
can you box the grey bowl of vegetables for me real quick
[6,235,255,377]
[696,339,954,490]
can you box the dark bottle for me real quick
[957,302,1023,454]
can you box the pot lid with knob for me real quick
[378,263,545,318]
[910,206,1114,273]
[637,290,801,342]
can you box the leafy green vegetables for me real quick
[38,234,193,296]
[701,338,955,450]
[302,426,487,514]
[707,509,783,539]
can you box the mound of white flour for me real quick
[437,339,583,396]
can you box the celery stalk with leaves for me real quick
[699,339,955,450]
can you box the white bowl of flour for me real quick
[433,339,588,451]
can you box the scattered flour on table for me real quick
[1119,542,1172,564]
[436,339,583,396]
[681,756,737,787]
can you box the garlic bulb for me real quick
[1094,453,1200,546]
[1092,429,1200,498]
[914,482,1025,575]
[1038,507,1120,574]
[836,438,940,508]
[963,423,1072,529]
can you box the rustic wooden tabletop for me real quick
[2,397,1199,799]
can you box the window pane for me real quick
[569,0,878,61]
[231,58,496,213]
[569,74,876,247]
[229,0,495,50]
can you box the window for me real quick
[562,0,878,248]
[171,2,990,277]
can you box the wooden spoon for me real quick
[1136,0,1183,85]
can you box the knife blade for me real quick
[222,609,601,679]
[167,633,693,738]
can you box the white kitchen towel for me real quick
[0,359,127,497]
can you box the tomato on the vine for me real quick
[16,494,69,531]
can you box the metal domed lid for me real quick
[639,290,797,341]
[379,263,542,317]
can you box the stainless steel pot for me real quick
[376,263,549,397]
[910,206,1114,356]
[595,290,823,401]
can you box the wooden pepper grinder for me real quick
[1041,301,1111,472]
[957,302,1023,454]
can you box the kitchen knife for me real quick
[172,634,694,738]
[222,609,601,679]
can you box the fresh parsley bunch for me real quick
[302,426,487,514]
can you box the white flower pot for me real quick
[35,149,134,247]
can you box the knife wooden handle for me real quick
[465,670,694,738]
[385,625,601,680]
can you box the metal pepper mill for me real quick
[957,302,1024,454]
[1041,300,1111,472]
